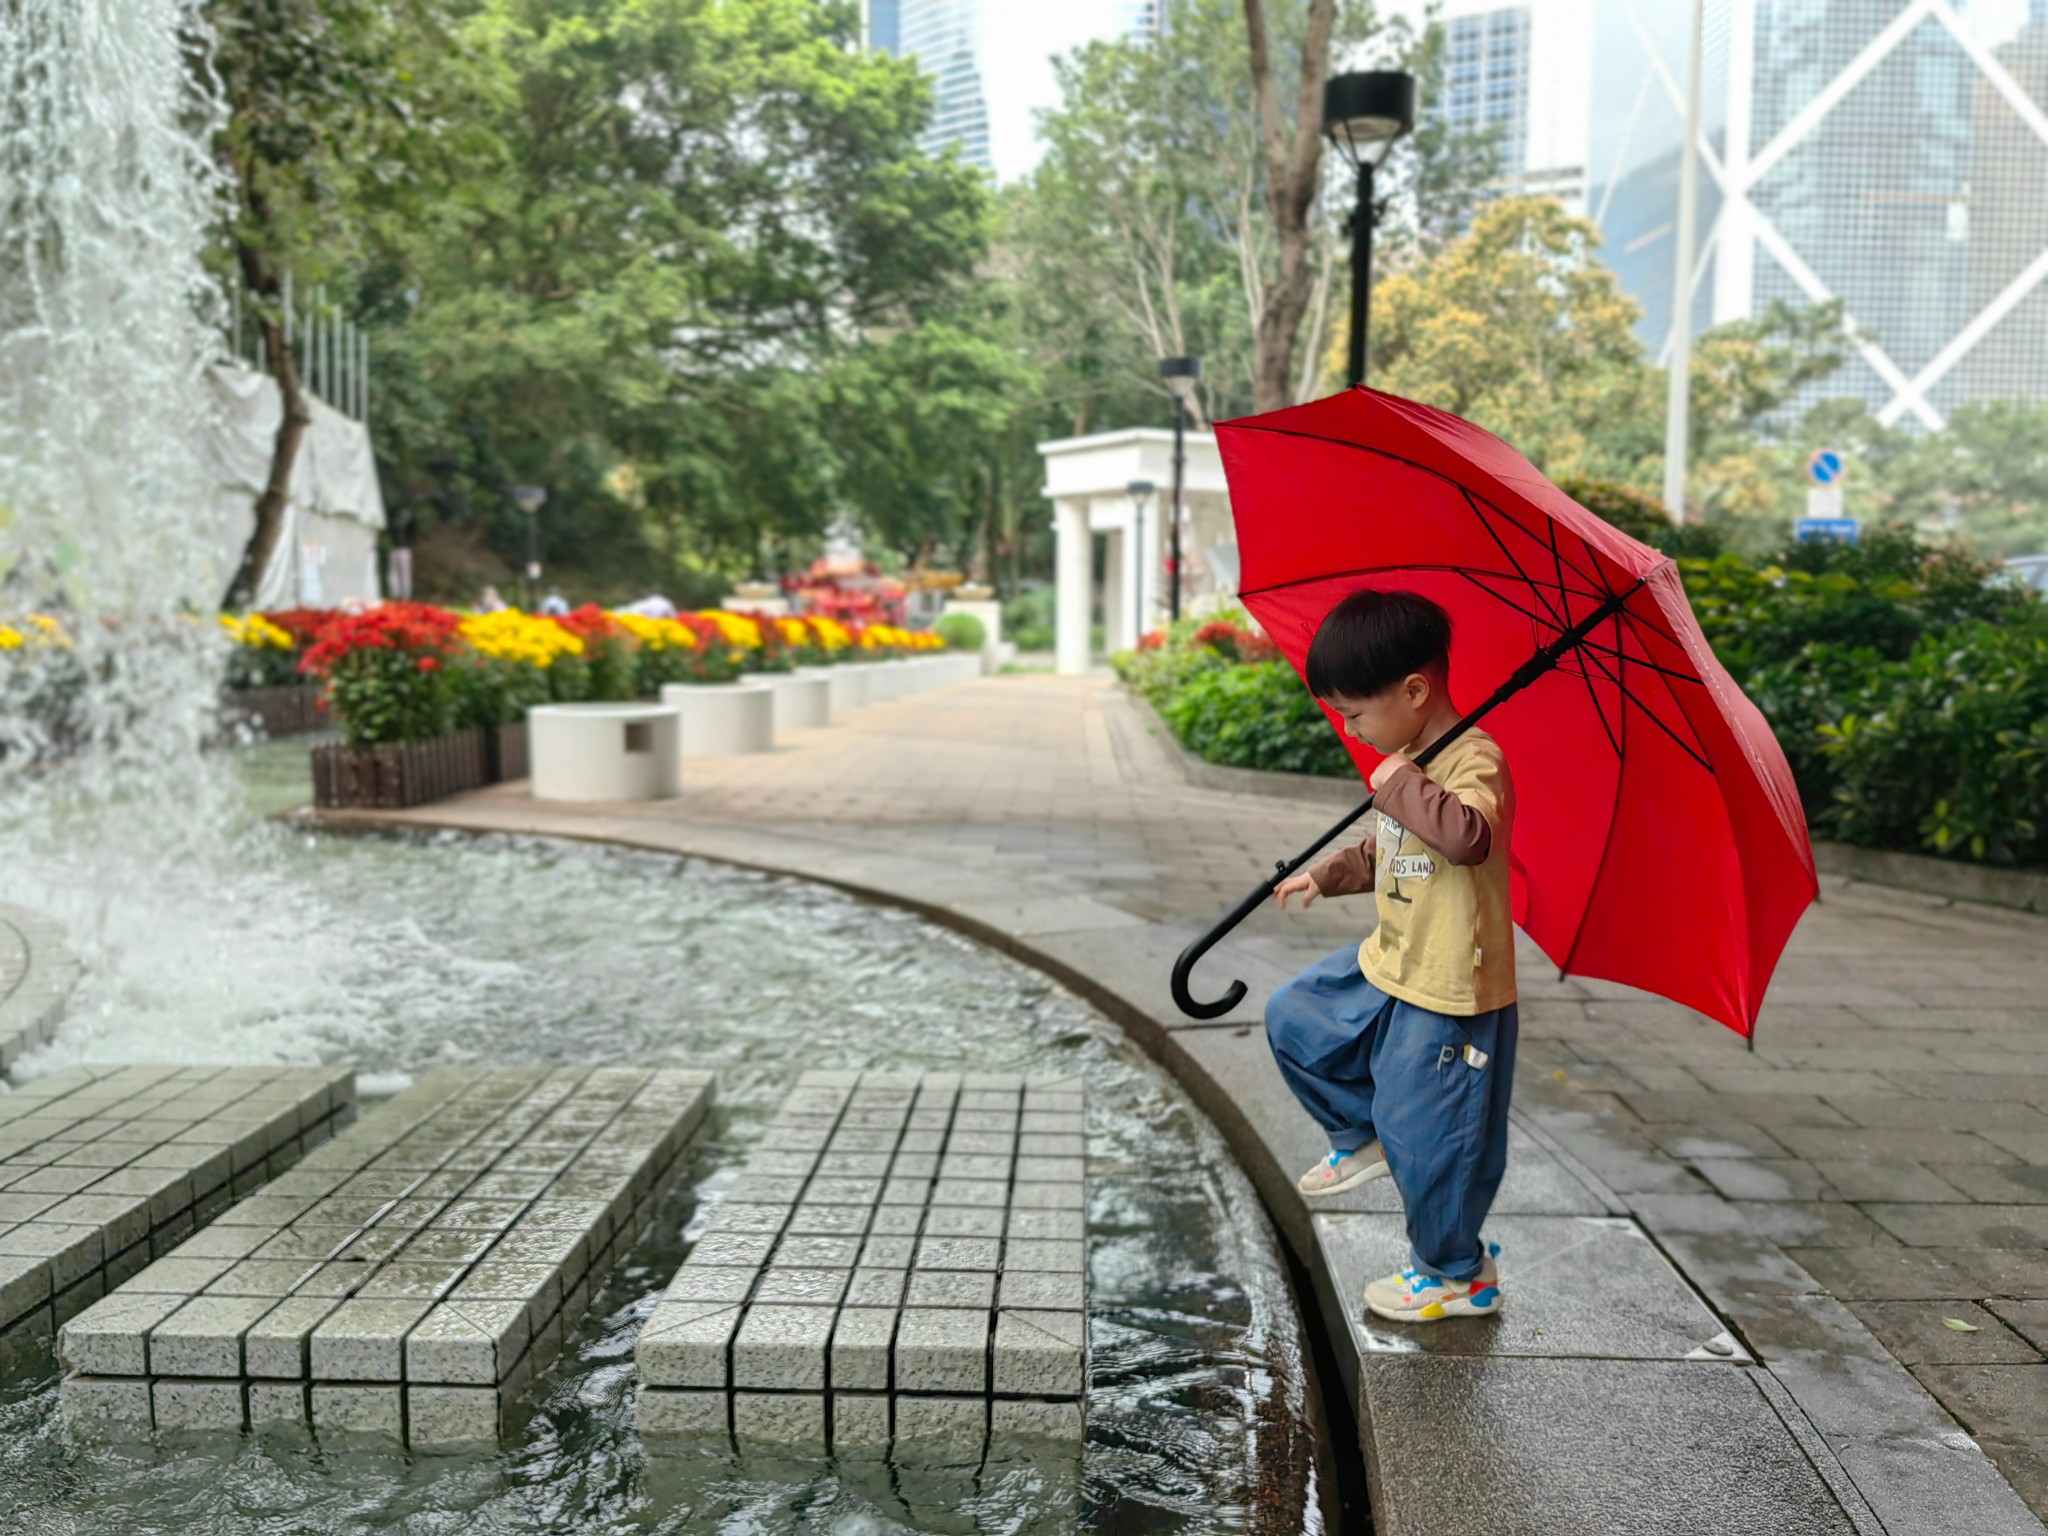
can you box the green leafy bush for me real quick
[934,612,986,651]
[1159,660,1355,778]
[1005,585,1054,651]
[1819,622,2048,866]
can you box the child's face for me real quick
[1323,674,1431,755]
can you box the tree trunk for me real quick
[1243,0,1339,414]
[222,239,311,611]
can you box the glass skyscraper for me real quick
[1444,7,1534,185]
[869,0,1167,180]
[1589,0,2048,426]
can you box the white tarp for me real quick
[206,362,385,608]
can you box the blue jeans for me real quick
[1264,946,1519,1281]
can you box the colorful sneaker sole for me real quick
[1301,1157,1392,1198]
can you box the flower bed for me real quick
[263,600,952,808]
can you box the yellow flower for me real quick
[460,609,584,667]
[221,613,294,650]
[610,612,698,651]
[0,626,22,651]
[696,610,764,648]
[807,617,851,650]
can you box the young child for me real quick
[1266,589,1518,1323]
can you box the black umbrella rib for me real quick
[1226,419,1619,599]
[1239,560,1591,603]
[1461,487,1570,628]
[1574,641,1715,773]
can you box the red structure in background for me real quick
[784,554,907,627]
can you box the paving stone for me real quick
[151,1376,244,1431]
[1864,1204,2046,1250]
[1911,1362,2048,1443]
[1846,1300,2043,1365]
[783,1203,869,1236]
[59,1373,153,1428]
[637,1386,727,1438]
[830,1306,897,1391]
[1002,1238,1085,1273]
[1986,1299,2048,1351]
[893,1394,985,1445]
[895,1307,987,1393]
[990,1398,1084,1441]
[311,1383,404,1439]
[58,1290,185,1376]
[771,1234,860,1268]
[702,1202,788,1235]
[1008,1183,1085,1210]
[732,1390,826,1447]
[406,1300,530,1384]
[732,1304,836,1390]
[247,1380,310,1427]
[999,1271,1085,1311]
[923,1206,1004,1239]
[845,1267,907,1308]
[687,1232,777,1269]
[859,1235,916,1268]
[915,1235,1000,1271]
[663,1265,756,1303]
[752,1267,849,1306]
[831,1390,890,1448]
[907,1269,995,1310]
[149,1295,277,1377]
[310,1298,433,1380]
[993,1309,1084,1395]
[244,1296,340,1379]
[638,1302,742,1388]
[408,1384,504,1448]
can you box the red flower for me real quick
[416,656,440,673]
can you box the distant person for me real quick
[477,585,508,613]
[619,593,676,618]
[1266,590,1517,1325]
[538,587,570,616]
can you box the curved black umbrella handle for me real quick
[1170,798,1378,1020]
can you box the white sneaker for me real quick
[1298,1142,1390,1197]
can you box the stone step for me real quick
[636,1069,1086,1454]
[0,1064,356,1340]
[57,1064,715,1448]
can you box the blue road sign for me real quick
[1808,449,1844,485]
[1796,517,1859,544]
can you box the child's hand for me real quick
[1273,873,1320,910]
[1369,751,1416,792]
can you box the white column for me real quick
[1137,489,1162,638]
[1102,526,1127,656]
[1054,497,1092,676]
[1714,0,1756,326]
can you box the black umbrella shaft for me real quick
[1170,583,1641,1021]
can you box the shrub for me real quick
[1113,634,1228,708]
[300,603,461,745]
[934,612,986,652]
[1819,621,2048,866]
[1159,660,1355,778]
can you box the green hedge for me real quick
[1117,535,2048,869]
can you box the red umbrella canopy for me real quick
[1219,388,1817,1039]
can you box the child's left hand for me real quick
[1370,751,1416,792]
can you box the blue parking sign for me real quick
[1795,517,1859,543]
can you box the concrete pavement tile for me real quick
[311,1383,404,1440]
[636,1385,726,1438]
[58,1374,153,1429]
[1910,1361,2048,1443]
[149,1295,278,1377]
[1936,1163,2048,1204]
[244,1295,341,1378]
[732,1390,825,1448]
[1692,1158,1836,1202]
[751,1267,848,1306]
[1788,1245,1988,1300]
[407,1384,503,1449]
[992,1308,1084,1396]
[1359,1356,1859,1536]
[830,1306,896,1391]
[1985,1299,2048,1351]
[831,1390,889,1450]
[843,1267,905,1308]
[1846,1300,2042,1365]
[1806,1160,1969,1203]
[894,1306,987,1392]
[1830,1433,2042,1536]
[1951,1248,2048,1299]
[1728,1201,1901,1249]
[892,1393,985,1449]
[636,1302,741,1388]
[1976,1437,2048,1520]
[1646,1122,1791,1159]
[58,1290,185,1376]
[309,1298,433,1381]
[1773,1127,2019,1165]
[1863,1203,2047,1249]
[152,1377,245,1431]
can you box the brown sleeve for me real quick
[1376,764,1492,866]
[1308,833,1377,897]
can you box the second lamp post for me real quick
[1321,70,1416,389]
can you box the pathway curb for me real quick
[0,900,82,1074]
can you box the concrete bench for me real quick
[802,665,867,713]
[761,671,831,731]
[528,703,681,801]
[635,1069,1086,1452]
[658,682,774,756]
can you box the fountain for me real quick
[0,6,1317,1530]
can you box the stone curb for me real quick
[1814,841,2048,915]
[0,900,84,1074]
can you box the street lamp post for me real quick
[1321,71,1417,389]
[1126,478,1156,645]
[512,484,548,608]
[1158,356,1201,624]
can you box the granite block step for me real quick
[636,1069,1087,1453]
[57,1064,714,1449]
[0,1065,356,1337]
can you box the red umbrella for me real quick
[1170,388,1816,1042]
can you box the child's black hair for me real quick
[1304,589,1453,700]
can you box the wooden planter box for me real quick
[311,728,488,810]
[484,720,530,784]
[222,684,325,738]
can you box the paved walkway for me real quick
[317,672,2047,1529]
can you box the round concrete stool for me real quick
[860,660,907,702]
[763,670,831,730]
[529,703,681,801]
[941,651,981,685]
[808,663,868,712]
[659,681,775,755]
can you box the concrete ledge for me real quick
[1814,841,2048,914]
[0,899,84,1072]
